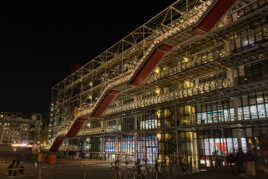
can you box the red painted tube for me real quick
[92,90,120,117]
[193,0,238,35]
[66,118,87,137]
[49,136,65,152]
[130,44,172,86]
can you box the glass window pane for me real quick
[243,106,250,120]
[207,111,213,123]
[238,107,243,120]
[202,113,207,124]
[250,105,258,119]
[258,104,266,118]
[230,108,235,121]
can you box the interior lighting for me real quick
[154,67,160,74]
[157,133,161,140]
[155,88,161,96]
[11,143,32,148]
[183,57,189,63]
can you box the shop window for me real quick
[241,138,248,153]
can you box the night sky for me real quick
[0,1,176,118]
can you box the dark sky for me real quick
[0,1,176,118]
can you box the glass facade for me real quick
[49,1,268,171]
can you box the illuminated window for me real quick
[184,80,194,88]
[155,88,161,96]
[154,67,160,74]
[183,57,189,63]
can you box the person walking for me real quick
[236,149,246,176]
[19,161,24,175]
[8,160,15,176]
[12,160,20,176]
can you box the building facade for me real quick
[48,0,268,169]
[0,112,43,146]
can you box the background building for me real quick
[0,112,43,146]
[48,0,268,169]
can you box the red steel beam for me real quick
[92,90,120,117]
[66,117,87,137]
[49,136,66,152]
[193,0,238,35]
[130,44,172,86]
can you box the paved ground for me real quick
[0,160,112,179]
[0,159,267,179]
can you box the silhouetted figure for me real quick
[13,160,20,176]
[135,159,142,177]
[19,161,24,175]
[154,160,159,176]
[236,149,245,174]
[227,154,235,166]
[8,160,15,176]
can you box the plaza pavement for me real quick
[0,159,266,179]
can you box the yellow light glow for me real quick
[184,80,193,88]
[157,110,161,118]
[157,133,161,140]
[154,67,160,74]
[164,109,170,117]
[183,57,189,62]
[162,66,168,71]
[248,138,252,144]
[11,144,32,148]
[185,105,191,114]
[165,133,171,140]
[155,88,161,96]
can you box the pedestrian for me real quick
[19,161,24,175]
[236,149,246,176]
[13,160,20,176]
[227,153,235,166]
[154,160,159,177]
[244,150,256,176]
[135,159,142,177]
[215,155,221,168]
[8,160,15,176]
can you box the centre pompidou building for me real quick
[47,0,268,169]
